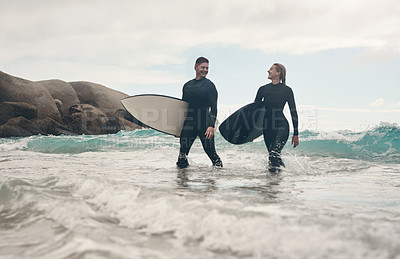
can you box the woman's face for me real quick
[267,65,280,81]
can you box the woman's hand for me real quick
[291,135,299,148]
[205,127,215,139]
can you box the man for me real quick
[176,57,223,169]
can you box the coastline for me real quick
[0,71,140,138]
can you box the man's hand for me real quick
[205,127,215,139]
[291,135,299,148]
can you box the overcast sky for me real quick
[1,0,399,131]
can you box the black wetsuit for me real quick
[255,83,298,169]
[178,77,222,167]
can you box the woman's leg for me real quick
[264,121,289,170]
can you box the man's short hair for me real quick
[195,57,209,65]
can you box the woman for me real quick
[254,63,299,172]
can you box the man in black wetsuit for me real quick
[176,57,223,169]
[255,63,299,172]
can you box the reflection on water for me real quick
[176,168,284,203]
[236,175,283,201]
[176,170,217,193]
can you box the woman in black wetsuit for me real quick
[255,63,299,172]
[176,57,223,169]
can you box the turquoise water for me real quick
[1,123,399,258]
[6,122,400,163]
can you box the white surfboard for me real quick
[121,94,189,137]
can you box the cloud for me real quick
[1,0,399,86]
[370,98,385,107]
[1,0,399,56]
[318,106,400,113]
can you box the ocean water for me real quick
[1,123,399,259]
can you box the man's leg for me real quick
[177,125,197,168]
[199,133,223,167]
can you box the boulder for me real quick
[2,116,42,135]
[0,124,33,138]
[0,71,61,120]
[69,81,128,116]
[119,117,141,131]
[39,79,81,116]
[67,104,118,135]
[33,117,76,136]
[0,102,38,125]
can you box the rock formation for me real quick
[0,71,140,138]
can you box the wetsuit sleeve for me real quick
[208,83,218,127]
[287,88,299,136]
[254,86,264,102]
[182,84,187,101]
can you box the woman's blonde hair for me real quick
[273,63,286,84]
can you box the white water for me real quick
[1,131,400,259]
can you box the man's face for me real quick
[195,62,209,79]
